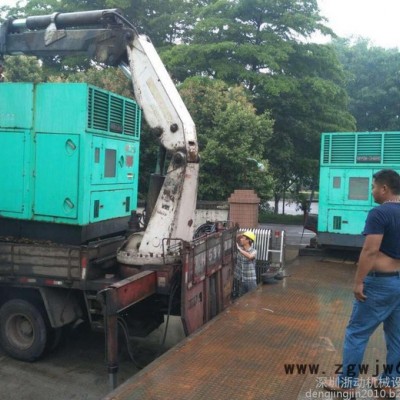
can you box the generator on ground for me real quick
[318,131,400,248]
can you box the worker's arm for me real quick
[353,234,383,301]
[236,244,256,260]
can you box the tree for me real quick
[2,55,43,82]
[179,76,274,200]
[48,66,133,98]
[121,0,196,48]
[161,0,355,211]
[264,42,355,211]
[334,38,400,131]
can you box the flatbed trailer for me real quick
[0,227,236,388]
[103,256,386,400]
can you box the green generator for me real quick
[0,82,141,243]
[318,131,400,248]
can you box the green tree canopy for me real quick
[334,38,400,131]
[2,55,43,82]
[179,77,274,200]
[160,0,354,204]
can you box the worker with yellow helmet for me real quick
[233,230,257,298]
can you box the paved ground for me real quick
[0,317,186,400]
[259,223,316,247]
[104,256,384,400]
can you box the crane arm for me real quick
[0,9,130,65]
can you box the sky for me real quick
[318,0,400,49]
[2,0,400,49]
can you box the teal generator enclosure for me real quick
[0,82,141,243]
[318,131,400,248]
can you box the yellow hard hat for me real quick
[242,231,256,242]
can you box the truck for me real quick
[0,9,236,388]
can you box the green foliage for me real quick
[334,38,400,131]
[257,42,355,204]
[2,55,43,82]
[98,0,197,47]
[48,66,134,98]
[162,0,332,83]
[161,0,354,206]
[179,77,274,200]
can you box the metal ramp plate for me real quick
[104,257,385,400]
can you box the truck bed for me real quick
[103,256,385,400]
[0,236,125,282]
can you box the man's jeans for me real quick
[340,274,400,388]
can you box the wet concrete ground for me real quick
[0,316,186,400]
[104,256,387,400]
[258,223,316,248]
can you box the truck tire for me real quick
[0,299,48,361]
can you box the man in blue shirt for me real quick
[325,169,400,398]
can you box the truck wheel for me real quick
[0,299,48,361]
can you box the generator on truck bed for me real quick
[0,82,141,243]
[0,9,236,389]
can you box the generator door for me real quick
[33,133,80,220]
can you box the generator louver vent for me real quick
[110,96,123,133]
[357,134,381,155]
[331,134,355,163]
[383,133,400,163]
[323,135,330,163]
[356,134,382,163]
[90,89,108,131]
[87,87,140,137]
[333,216,342,230]
[124,102,141,136]
[323,132,400,165]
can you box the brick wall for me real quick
[228,189,260,228]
